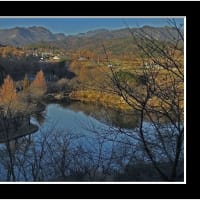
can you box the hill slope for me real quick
[0,26,66,46]
[0,25,182,56]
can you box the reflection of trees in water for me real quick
[110,111,139,129]
[59,101,139,129]
[56,100,71,108]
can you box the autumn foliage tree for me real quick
[0,75,16,108]
[0,75,17,181]
[18,74,32,107]
[0,74,32,114]
[30,70,47,99]
[23,74,30,91]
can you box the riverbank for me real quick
[0,102,45,143]
[45,92,71,102]
[30,102,46,113]
[69,90,133,111]
[0,123,38,143]
[45,90,133,112]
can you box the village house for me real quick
[53,55,60,60]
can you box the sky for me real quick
[0,17,184,35]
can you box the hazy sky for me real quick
[0,17,184,35]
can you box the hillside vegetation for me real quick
[0,25,184,112]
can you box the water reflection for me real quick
[1,101,138,151]
[50,101,139,129]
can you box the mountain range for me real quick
[0,26,182,52]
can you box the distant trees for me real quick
[0,46,24,58]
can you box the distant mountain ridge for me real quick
[0,25,181,49]
[43,26,181,55]
[0,26,66,46]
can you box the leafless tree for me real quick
[104,19,184,181]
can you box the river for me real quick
[0,101,140,181]
[30,101,140,158]
[0,101,182,181]
[32,101,139,131]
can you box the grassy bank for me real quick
[69,90,132,111]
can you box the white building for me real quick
[53,56,60,60]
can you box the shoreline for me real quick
[0,90,134,144]
[0,124,39,143]
[44,90,133,114]
[0,103,45,143]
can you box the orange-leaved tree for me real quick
[23,74,30,91]
[30,70,47,99]
[0,75,17,107]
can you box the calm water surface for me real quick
[0,101,140,181]
[32,101,139,133]
[30,101,140,159]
